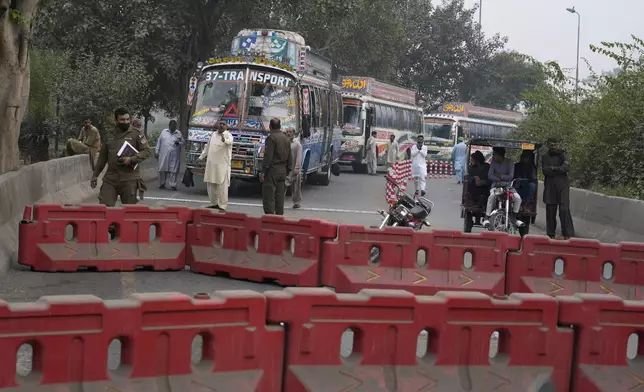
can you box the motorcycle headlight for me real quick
[494,188,504,196]
[392,205,409,221]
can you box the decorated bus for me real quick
[423,102,525,161]
[339,76,423,173]
[185,29,342,186]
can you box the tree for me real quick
[34,0,280,134]
[516,36,644,199]
[465,51,545,110]
[396,0,506,108]
[0,0,40,174]
[18,48,151,162]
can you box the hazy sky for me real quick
[463,0,644,78]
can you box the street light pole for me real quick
[479,0,483,43]
[567,6,581,103]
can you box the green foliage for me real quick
[33,0,520,120]
[468,51,545,110]
[23,48,151,148]
[8,9,30,25]
[516,36,644,199]
[147,131,161,148]
[28,49,66,120]
[57,52,151,130]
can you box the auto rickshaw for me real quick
[461,138,542,236]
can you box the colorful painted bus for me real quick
[423,102,525,161]
[185,29,342,186]
[338,76,423,173]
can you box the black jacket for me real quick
[541,151,570,205]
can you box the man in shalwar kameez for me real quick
[198,121,234,211]
[155,120,184,190]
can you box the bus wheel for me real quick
[318,156,332,186]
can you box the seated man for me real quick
[514,150,538,203]
[483,147,524,228]
[66,118,101,166]
[467,150,490,206]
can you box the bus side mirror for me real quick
[361,109,367,121]
[302,116,311,138]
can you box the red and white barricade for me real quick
[427,160,454,179]
[385,160,412,204]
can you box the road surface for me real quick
[0,169,544,302]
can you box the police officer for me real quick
[90,107,151,206]
[260,118,293,215]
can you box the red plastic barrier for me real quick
[558,294,644,392]
[0,291,283,391]
[266,288,572,392]
[18,204,191,272]
[186,210,338,286]
[320,227,520,295]
[506,236,644,299]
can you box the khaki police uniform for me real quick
[67,126,101,167]
[262,130,293,215]
[93,126,151,206]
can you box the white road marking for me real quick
[144,196,379,215]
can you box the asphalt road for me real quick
[0,168,544,303]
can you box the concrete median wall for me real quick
[0,156,157,276]
[534,181,644,243]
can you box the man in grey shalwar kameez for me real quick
[155,120,184,190]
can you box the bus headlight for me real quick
[190,142,202,152]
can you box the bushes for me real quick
[21,49,152,161]
[516,38,644,200]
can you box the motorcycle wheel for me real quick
[463,211,474,233]
[489,210,518,235]
[369,247,380,264]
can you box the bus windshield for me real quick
[246,69,298,131]
[424,119,455,145]
[342,105,362,136]
[191,68,245,127]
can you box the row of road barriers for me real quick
[9,203,644,391]
[18,204,644,299]
[1,289,643,391]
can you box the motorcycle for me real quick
[371,176,434,263]
[487,178,525,234]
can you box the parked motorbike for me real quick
[371,176,434,263]
[486,178,525,234]
[377,176,434,230]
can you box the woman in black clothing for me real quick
[468,151,490,205]
[514,150,538,202]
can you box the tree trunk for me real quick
[143,116,149,137]
[178,68,192,139]
[0,0,40,174]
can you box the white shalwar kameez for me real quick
[199,130,234,210]
[410,144,428,195]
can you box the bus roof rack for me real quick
[467,138,543,150]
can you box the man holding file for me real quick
[91,107,151,206]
